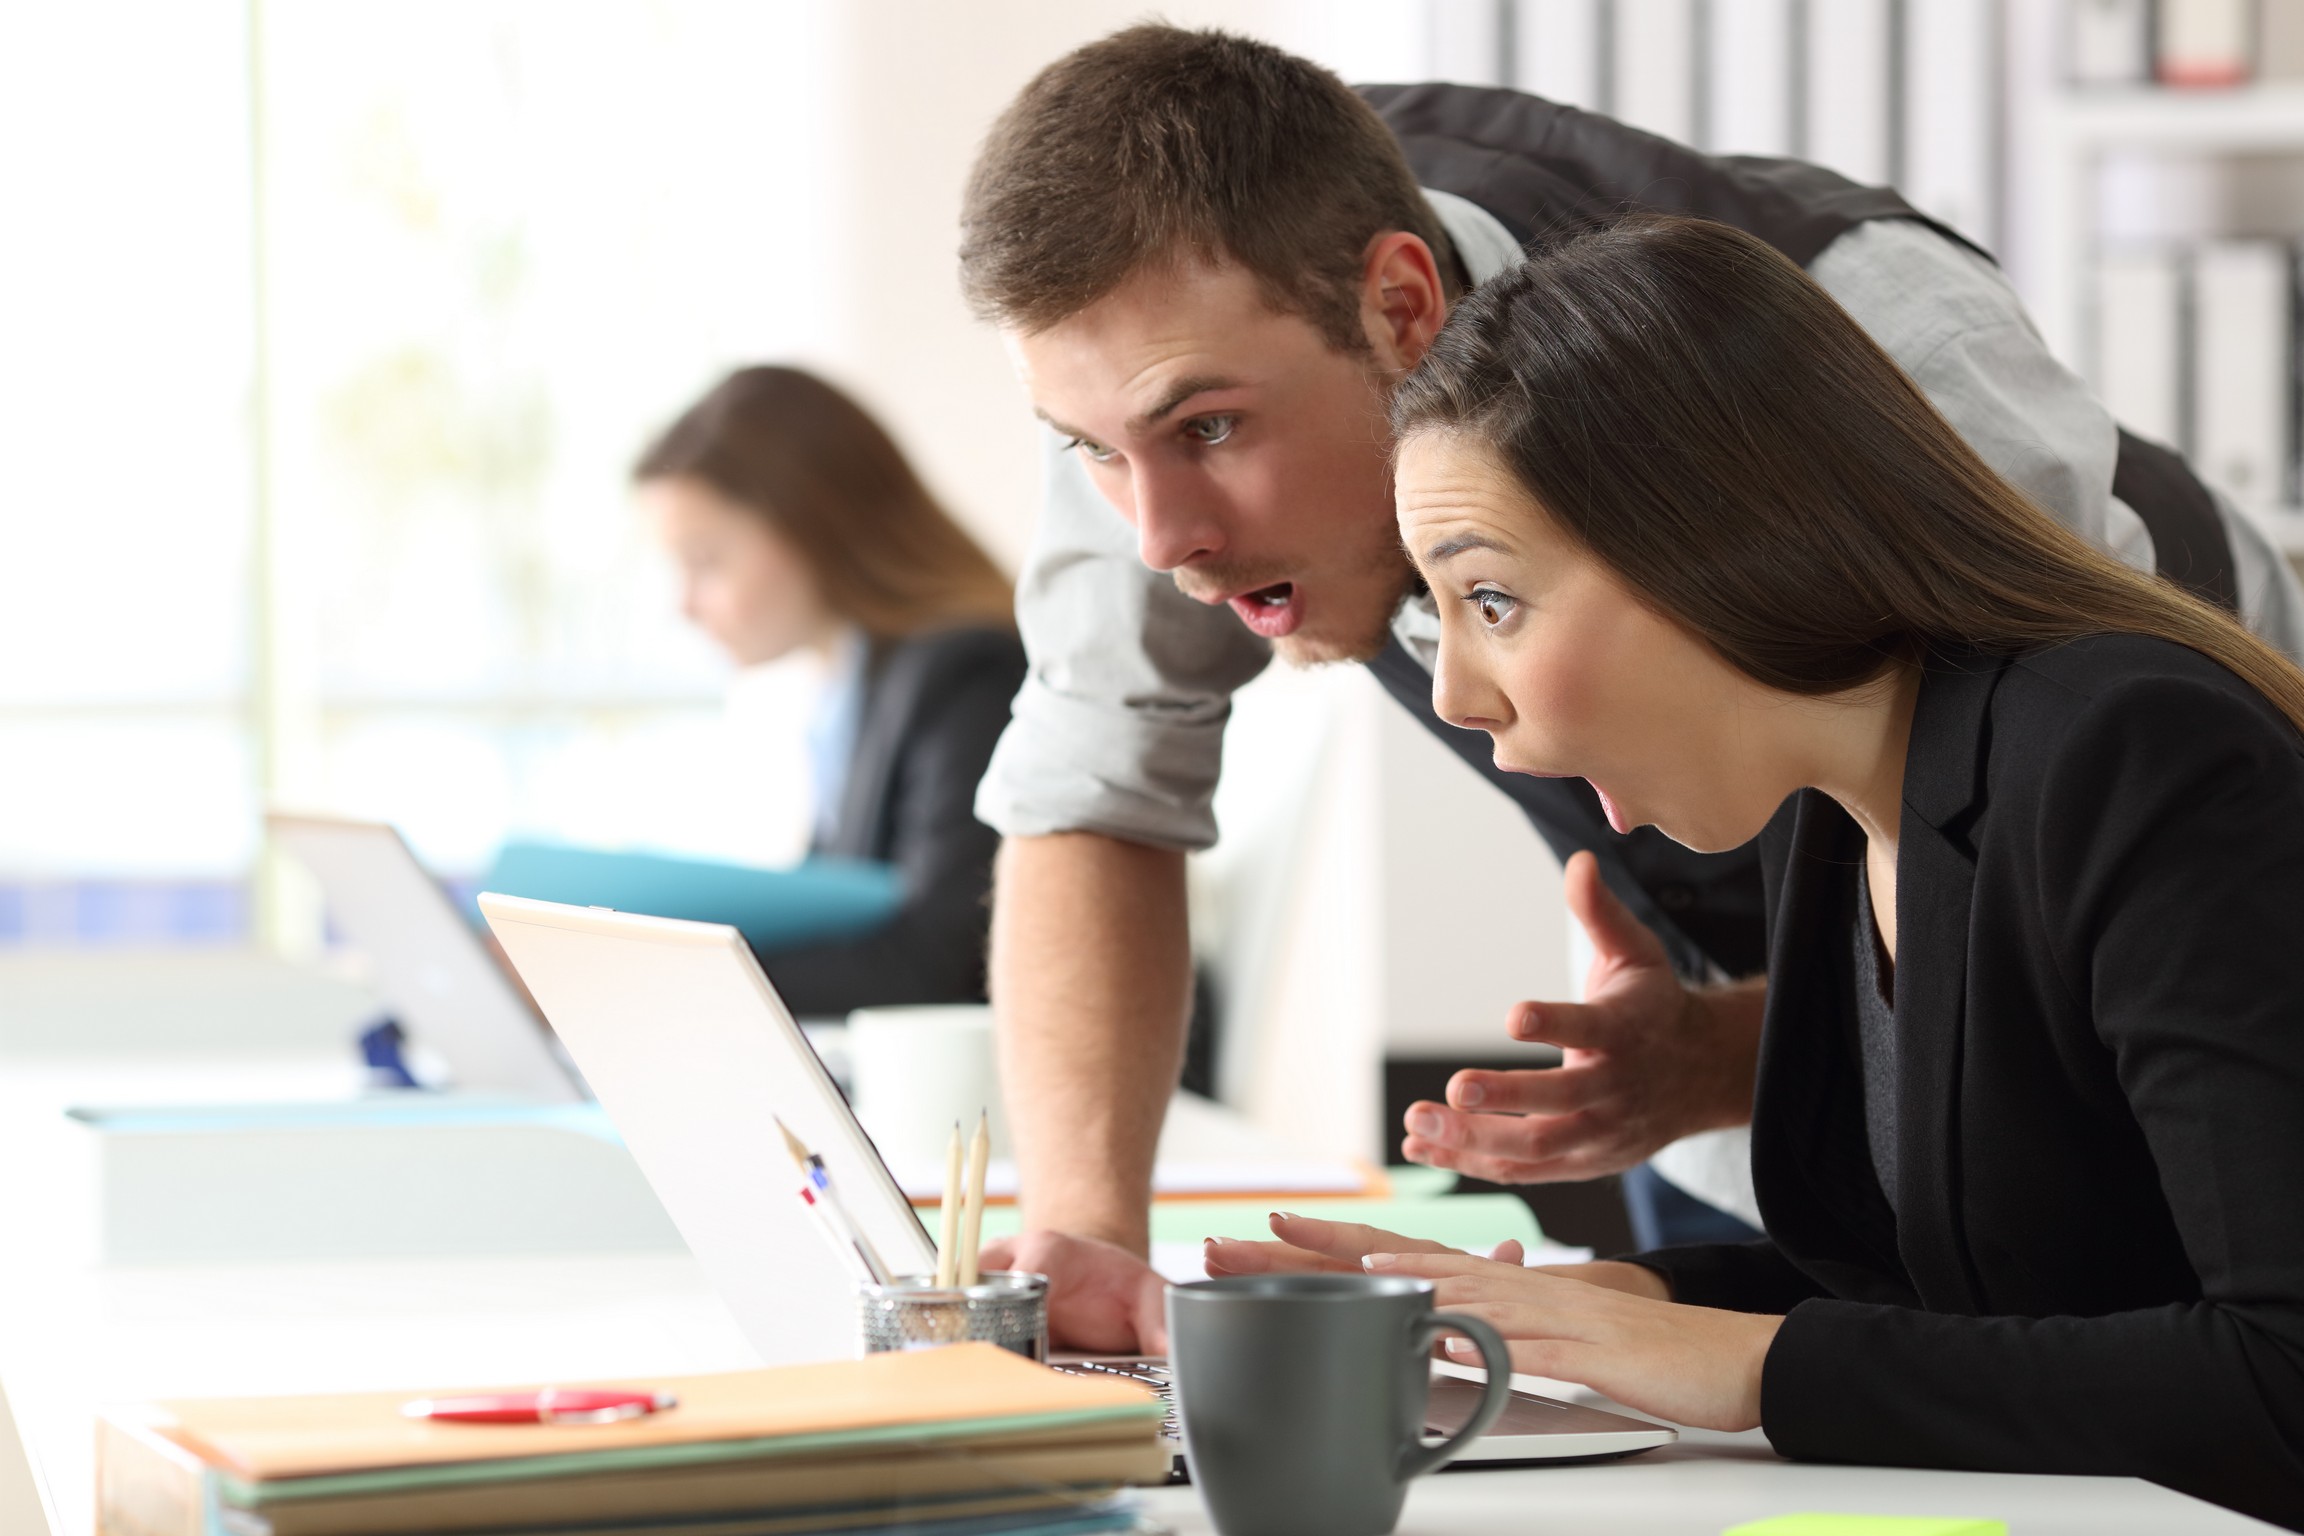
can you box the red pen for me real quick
[401,1388,678,1424]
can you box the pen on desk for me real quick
[935,1120,963,1288]
[957,1108,990,1286]
[403,1387,677,1424]
[775,1116,892,1284]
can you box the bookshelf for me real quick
[2017,79,2304,557]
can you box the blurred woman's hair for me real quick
[1391,213,2304,734]
[635,366,1013,638]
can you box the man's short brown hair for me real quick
[959,24,1456,350]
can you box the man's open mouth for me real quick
[1227,581,1303,639]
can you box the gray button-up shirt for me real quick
[977,192,2304,851]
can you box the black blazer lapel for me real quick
[1887,651,2008,1315]
[1751,790,1913,1298]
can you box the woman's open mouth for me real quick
[1227,581,1303,639]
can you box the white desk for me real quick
[0,953,2280,1535]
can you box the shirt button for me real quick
[1657,882,1695,911]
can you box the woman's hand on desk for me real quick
[1204,1214,1656,1297]
[1202,1211,1528,1276]
[1366,1248,1779,1433]
[1400,852,1763,1185]
[1206,1215,1773,1428]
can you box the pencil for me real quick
[957,1109,990,1286]
[935,1121,964,1288]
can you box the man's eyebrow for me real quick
[1424,531,1509,563]
[1032,405,1088,441]
[1127,374,1241,434]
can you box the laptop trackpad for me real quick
[1424,1373,1666,1439]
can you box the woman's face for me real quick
[1394,432,1800,854]
[638,475,833,667]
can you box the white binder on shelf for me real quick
[1901,0,1996,244]
[1802,0,1892,184]
[2267,0,2304,81]
[1429,0,1507,87]
[1512,0,1604,111]
[1706,0,1794,156]
[1610,0,1697,143]
[2192,239,2292,509]
[2092,248,2186,452]
[2157,0,2257,87]
[2069,0,2154,85]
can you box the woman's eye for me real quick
[1182,414,1237,446]
[1063,436,1118,464]
[1463,588,1518,628]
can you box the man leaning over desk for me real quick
[965,24,2304,1352]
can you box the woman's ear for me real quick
[1358,231,1450,373]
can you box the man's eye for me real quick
[1463,588,1518,627]
[1062,436,1118,464]
[1181,414,1237,446]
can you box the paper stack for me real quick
[97,1344,1166,1536]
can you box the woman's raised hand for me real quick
[1398,851,1761,1185]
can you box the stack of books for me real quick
[96,1343,1167,1536]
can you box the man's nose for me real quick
[1131,464,1224,572]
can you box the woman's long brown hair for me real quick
[1392,213,2304,734]
[635,366,1013,639]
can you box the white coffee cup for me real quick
[844,1004,1009,1166]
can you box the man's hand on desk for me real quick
[1399,852,1763,1185]
[977,1230,1170,1353]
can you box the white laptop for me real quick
[476,892,1676,1472]
[269,813,582,1103]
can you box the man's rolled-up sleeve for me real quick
[975,433,1272,851]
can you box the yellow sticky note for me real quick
[1723,1517,2007,1536]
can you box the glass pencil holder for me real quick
[858,1271,1050,1362]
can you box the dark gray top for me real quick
[1852,868,1899,1215]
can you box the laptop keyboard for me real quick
[1050,1358,1179,1439]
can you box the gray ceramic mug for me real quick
[1166,1273,1514,1536]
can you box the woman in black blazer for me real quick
[1204,216,2304,1526]
[633,366,1023,1015]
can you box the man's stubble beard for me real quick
[1179,544,1416,670]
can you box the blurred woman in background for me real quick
[633,365,1022,1014]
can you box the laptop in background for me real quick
[477,892,1676,1472]
[268,813,582,1103]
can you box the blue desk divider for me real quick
[480,842,901,952]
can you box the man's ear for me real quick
[1358,231,1450,372]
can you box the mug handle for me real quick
[1396,1312,1514,1481]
